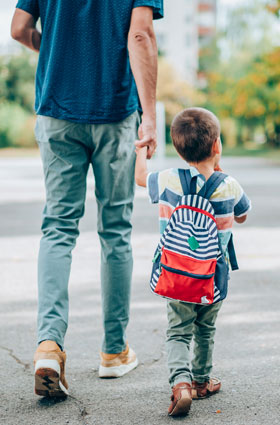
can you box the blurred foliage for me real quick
[201,1,280,147]
[267,0,280,16]
[157,58,205,127]
[158,0,280,148]
[0,51,37,147]
[0,102,36,148]
[157,58,206,143]
[203,48,280,146]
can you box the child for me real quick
[135,107,251,416]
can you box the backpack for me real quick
[150,169,238,305]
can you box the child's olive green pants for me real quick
[166,300,222,387]
[34,111,139,353]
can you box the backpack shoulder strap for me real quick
[199,172,228,200]
[178,169,192,195]
[194,171,239,270]
[179,169,206,196]
[228,234,239,270]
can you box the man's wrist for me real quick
[141,113,156,129]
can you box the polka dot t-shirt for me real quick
[16,0,164,123]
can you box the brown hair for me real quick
[171,107,220,163]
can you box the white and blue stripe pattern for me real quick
[159,194,219,260]
[151,268,160,291]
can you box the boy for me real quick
[135,107,251,416]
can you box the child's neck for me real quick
[188,159,216,181]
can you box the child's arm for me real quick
[234,215,247,224]
[233,179,251,224]
[135,146,148,187]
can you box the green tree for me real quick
[157,58,204,125]
[157,58,205,142]
[0,51,37,113]
[200,0,280,147]
[267,0,280,17]
[203,48,280,146]
[0,51,37,147]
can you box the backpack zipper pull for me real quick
[152,249,161,263]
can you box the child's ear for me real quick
[212,137,222,155]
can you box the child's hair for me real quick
[171,107,220,163]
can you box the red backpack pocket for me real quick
[154,248,217,304]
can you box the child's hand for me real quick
[234,215,247,224]
[135,118,157,159]
[135,146,148,187]
[135,145,148,157]
[214,164,223,172]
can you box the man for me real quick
[11,0,163,397]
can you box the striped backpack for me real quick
[150,169,238,305]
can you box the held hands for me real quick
[135,115,157,159]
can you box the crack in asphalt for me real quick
[68,394,89,424]
[37,393,89,424]
[139,331,165,367]
[0,345,31,373]
[140,348,165,368]
[0,342,163,422]
[0,345,89,422]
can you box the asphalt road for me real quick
[0,156,279,237]
[1,155,280,425]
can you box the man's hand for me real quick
[135,116,157,159]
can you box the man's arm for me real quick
[128,7,158,159]
[135,147,148,187]
[11,8,41,52]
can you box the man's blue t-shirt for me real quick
[15,0,164,124]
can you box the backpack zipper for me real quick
[160,263,215,280]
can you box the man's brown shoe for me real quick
[192,378,221,399]
[168,382,192,416]
[99,344,138,378]
[34,340,68,397]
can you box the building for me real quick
[154,0,217,85]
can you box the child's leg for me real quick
[166,300,197,387]
[191,302,222,383]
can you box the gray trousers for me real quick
[166,300,222,387]
[35,111,139,353]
